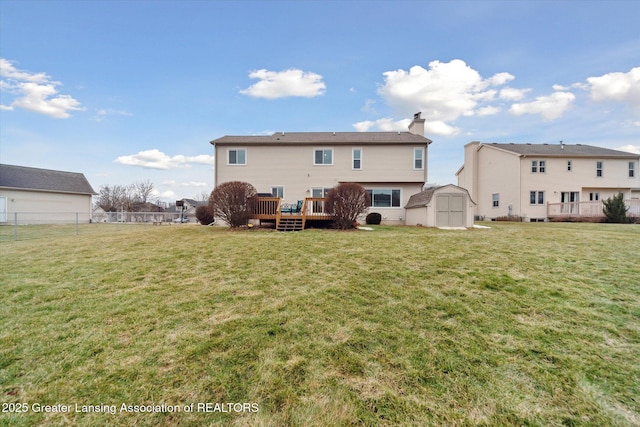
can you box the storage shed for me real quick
[405,184,476,228]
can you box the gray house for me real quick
[0,164,96,224]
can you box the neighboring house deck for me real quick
[547,199,640,219]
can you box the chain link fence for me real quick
[0,211,193,242]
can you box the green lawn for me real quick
[1,223,639,426]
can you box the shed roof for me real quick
[0,164,97,195]
[484,143,638,158]
[211,132,432,146]
[405,184,475,209]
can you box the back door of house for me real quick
[436,194,465,227]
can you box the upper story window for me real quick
[567,160,572,171]
[531,160,545,173]
[492,193,499,207]
[228,148,246,165]
[314,149,333,165]
[630,162,635,178]
[596,161,603,177]
[414,148,424,170]
[352,148,362,170]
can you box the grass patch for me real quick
[1,223,639,426]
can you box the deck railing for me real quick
[547,199,640,218]
[248,196,333,221]
[249,196,280,219]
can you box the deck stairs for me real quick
[277,217,304,231]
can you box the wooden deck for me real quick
[249,197,334,230]
[547,199,640,219]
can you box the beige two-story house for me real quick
[456,142,640,221]
[210,115,432,224]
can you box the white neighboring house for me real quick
[210,114,432,225]
[456,142,640,221]
[0,164,97,224]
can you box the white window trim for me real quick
[531,160,546,173]
[366,188,402,208]
[596,160,603,177]
[492,193,499,208]
[352,148,362,170]
[629,161,635,178]
[529,191,545,205]
[227,148,247,165]
[413,147,425,170]
[313,148,333,166]
[270,186,285,199]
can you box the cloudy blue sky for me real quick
[1,0,639,203]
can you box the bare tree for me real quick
[96,181,156,212]
[133,180,155,204]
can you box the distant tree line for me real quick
[95,180,158,212]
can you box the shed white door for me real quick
[436,193,465,227]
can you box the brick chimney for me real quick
[408,112,425,136]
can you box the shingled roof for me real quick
[0,164,97,195]
[405,184,475,209]
[485,143,638,158]
[211,131,432,145]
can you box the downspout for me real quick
[519,154,523,218]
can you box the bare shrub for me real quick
[209,181,257,228]
[195,205,215,225]
[325,183,370,230]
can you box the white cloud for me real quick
[587,67,640,108]
[375,59,519,135]
[0,58,83,118]
[0,58,49,83]
[361,99,377,114]
[476,106,500,116]
[378,59,513,121]
[352,118,409,132]
[617,144,640,154]
[352,117,459,136]
[240,68,326,99]
[499,87,531,101]
[509,91,575,120]
[162,180,208,187]
[424,120,459,136]
[94,109,133,122]
[115,149,215,170]
[488,72,515,86]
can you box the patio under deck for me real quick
[249,197,334,231]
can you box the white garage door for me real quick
[436,193,465,227]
